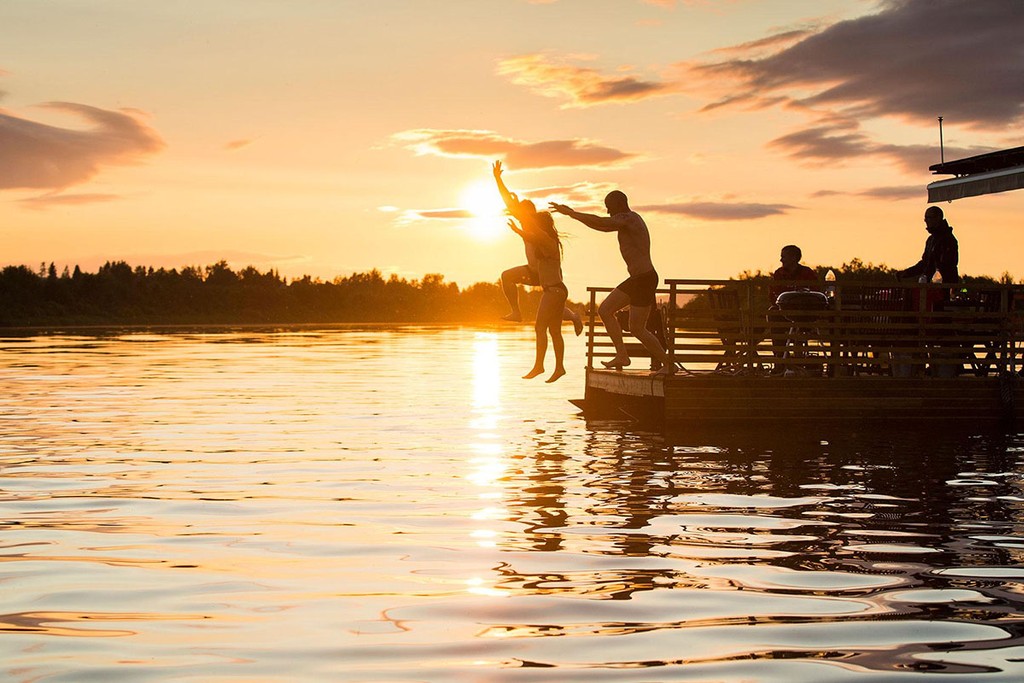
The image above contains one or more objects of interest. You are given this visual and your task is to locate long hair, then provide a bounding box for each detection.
[536,211,563,256]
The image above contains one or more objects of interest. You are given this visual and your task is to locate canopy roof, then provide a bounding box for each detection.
[927,146,1024,203]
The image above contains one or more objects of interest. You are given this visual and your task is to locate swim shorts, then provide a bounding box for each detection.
[616,270,659,306]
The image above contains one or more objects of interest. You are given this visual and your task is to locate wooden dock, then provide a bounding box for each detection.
[577,279,1024,427]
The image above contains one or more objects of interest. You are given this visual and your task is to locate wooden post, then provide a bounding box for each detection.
[667,281,677,369]
[586,288,597,369]
[827,279,839,376]
[1000,285,1010,373]
[743,280,754,372]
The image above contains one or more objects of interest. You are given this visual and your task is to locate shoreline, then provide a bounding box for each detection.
[0,320,544,336]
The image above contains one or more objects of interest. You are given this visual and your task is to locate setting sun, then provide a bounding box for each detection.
[460,181,507,240]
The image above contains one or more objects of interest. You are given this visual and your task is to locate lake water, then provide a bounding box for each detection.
[2,326,1023,681]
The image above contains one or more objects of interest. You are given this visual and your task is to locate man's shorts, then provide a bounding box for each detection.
[616,270,659,306]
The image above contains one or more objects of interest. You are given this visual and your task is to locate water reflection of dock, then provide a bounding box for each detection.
[576,279,1024,427]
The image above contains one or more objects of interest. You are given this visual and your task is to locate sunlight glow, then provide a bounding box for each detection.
[460,182,506,241]
[466,577,505,597]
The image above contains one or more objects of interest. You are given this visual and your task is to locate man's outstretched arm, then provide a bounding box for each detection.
[549,203,624,232]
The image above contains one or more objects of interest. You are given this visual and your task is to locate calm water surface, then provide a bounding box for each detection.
[1,326,1023,681]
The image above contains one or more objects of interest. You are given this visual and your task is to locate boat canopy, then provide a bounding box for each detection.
[927,146,1024,202]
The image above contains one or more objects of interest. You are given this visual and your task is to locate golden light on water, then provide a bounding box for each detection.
[465,577,505,598]
[469,333,508,558]
[471,334,501,411]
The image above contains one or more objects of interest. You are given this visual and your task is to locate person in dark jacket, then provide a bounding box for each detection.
[898,206,959,283]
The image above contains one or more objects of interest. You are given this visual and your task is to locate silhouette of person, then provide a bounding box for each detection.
[492,162,583,336]
[769,244,818,301]
[898,206,959,284]
[767,244,820,374]
[549,191,675,375]
[503,215,569,382]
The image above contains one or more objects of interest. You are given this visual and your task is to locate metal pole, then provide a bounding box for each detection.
[938,116,944,164]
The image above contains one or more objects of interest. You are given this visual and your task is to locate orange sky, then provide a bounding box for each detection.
[2,0,1021,294]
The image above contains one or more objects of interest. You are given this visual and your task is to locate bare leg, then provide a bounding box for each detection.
[523,317,547,378]
[501,265,532,321]
[546,292,568,382]
[598,289,632,368]
[563,306,583,336]
[629,305,674,373]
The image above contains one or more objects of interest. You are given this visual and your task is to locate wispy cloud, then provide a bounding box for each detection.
[639,199,797,221]
[768,119,993,173]
[410,209,474,220]
[497,54,674,108]
[813,185,923,201]
[0,102,165,191]
[520,181,617,206]
[705,28,815,58]
[17,191,121,210]
[392,129,640,169]
[686,0,1024,129]
[224,138,254,151]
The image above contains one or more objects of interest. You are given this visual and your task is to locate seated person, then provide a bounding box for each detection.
[768,245,819,373]
[770,244,819,300]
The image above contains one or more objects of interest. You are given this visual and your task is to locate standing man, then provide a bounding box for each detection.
[898,206,959,284]
[550,191,675,375]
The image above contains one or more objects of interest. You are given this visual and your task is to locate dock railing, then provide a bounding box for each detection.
[585,279,1024,377]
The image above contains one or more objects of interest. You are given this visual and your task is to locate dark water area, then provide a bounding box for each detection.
[1,327,1022,681]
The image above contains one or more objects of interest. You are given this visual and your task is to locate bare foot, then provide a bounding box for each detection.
[503,312,523,322]
[545,367,566,383]
[601,356,631,370]
[523,366,544,379]
[572,315,583,337]
[652,363,677,378]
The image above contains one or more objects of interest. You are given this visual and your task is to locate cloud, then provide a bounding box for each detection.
[687,0,1024,129]
[411,209,474,220]
[17,192,121,209]
[642,0,744,7]
[768,119,994,173]
[392,129,639,169]
[400,182,617,224]
[521,181,617,206]
[0,102,165,191]
[813,185,923,201]
[497,54,674,108]
[705,28,815,58]
[639,200,797,220]
[224,138,254,151]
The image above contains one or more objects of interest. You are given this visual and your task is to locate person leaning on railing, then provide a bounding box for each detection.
[895,206,962,377]
[896,206,959,285]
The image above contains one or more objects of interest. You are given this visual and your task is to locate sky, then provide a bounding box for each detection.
[2,0,1022,294]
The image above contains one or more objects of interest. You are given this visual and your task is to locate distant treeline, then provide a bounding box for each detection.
[0,261,567,326]
[682,258,1016,313]
[733,257,1015,286]
[1,258,1014,327]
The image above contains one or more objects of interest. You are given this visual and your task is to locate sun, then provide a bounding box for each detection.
[459,181,507,240]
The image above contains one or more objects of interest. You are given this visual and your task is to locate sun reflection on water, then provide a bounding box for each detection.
[467,333,509,566]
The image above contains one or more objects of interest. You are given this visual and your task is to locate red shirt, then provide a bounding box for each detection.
[770,264,818,301]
